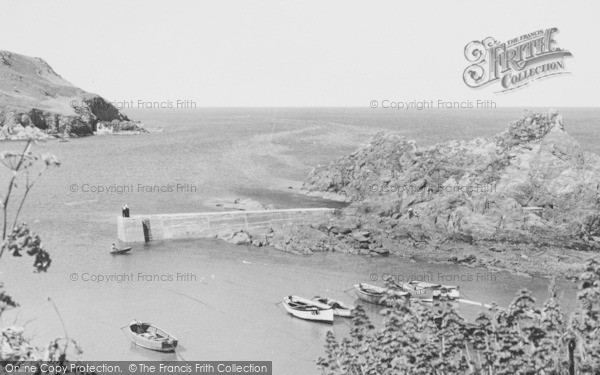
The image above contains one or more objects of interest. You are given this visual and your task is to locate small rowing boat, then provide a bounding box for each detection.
[282,295,334,323]
[123,320,178,352]
[312,296,354,317]
[354,283,410,306]
[110,247,131,255]
[399,281,460,300]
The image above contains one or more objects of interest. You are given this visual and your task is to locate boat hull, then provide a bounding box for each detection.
[400,281,460,300]
[332,308,353,317]
[282,296,334,323]
[312,297,354,317]
[111,247,132,255]
[129,336,178,352]
[354,284,409,306]
[124,321,178,352]
[354,286,386,305]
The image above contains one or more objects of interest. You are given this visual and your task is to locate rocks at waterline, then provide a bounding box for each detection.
[0,50,146,139]
[95,119,149,134]
[229,231,253,245]
[213,198,274,211]
[212,224,391,256]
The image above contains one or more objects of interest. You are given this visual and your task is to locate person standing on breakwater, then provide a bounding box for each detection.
[122,204,130,218]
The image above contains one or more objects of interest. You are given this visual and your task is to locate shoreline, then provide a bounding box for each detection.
[212,193,595,280]
[386,238,589,279]
[176,195,595,281]
[208,207,592,280]
[260,220,592,279]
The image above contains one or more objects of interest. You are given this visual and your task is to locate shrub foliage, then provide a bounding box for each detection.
[319,260,600,375]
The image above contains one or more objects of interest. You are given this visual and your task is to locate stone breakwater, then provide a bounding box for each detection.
[117,208,335,251]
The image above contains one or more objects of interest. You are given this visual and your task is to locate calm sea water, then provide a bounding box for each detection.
[1,107,597,374]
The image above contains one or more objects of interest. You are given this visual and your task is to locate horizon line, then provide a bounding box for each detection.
[119,106,600,110]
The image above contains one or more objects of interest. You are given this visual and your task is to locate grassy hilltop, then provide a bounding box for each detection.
[0,50,144,139]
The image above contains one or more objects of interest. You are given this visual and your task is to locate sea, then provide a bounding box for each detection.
[0,107,598,374]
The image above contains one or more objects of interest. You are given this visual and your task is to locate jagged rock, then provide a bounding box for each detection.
[96,120,148,134]
[353,235,370,243]
[214,228,252,245]
[315,223,331,233]
[228,230,252,245]
[370,247,390,255]
[353,230,371,238]
[453,254,477,264]
[330,226,352,235]
[301,111,600,249]
[449,232,474,245]
[216,198,266,211]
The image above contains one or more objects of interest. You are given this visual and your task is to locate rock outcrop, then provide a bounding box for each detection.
[295,111,600,276]
[0,50,146,139]
[214,198,274,211]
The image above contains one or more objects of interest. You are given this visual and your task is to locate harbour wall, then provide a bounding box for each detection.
[116,208,336,243]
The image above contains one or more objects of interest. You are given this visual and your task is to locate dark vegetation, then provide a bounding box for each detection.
[0,133,92,373]
[318,259,600,374]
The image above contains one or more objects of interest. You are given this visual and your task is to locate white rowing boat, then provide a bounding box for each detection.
[354,283,410,306]
[123,320,178,352]
[110,246,131,255]
[399,281,460,300]
[312,296,354,317]
[282,295,334,323]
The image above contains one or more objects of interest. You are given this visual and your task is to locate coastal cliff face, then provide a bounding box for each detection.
[0,50,145,139]
[291,111,600,276]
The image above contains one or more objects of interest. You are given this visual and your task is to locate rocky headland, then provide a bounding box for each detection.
[0,50,146,140]
[236,111,600,278]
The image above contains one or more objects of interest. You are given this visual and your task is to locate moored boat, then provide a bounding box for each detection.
[399,281,460,300]
[282,295,334,323]
[354,283,410,306]
[312,296,354,317]
[110,246,131,255]
[123,320,178,352]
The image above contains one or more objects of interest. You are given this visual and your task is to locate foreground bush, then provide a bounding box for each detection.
[0,135,90,372]
[318,259,600,375]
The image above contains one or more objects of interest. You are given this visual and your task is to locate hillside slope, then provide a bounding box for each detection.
[0,50,145,139]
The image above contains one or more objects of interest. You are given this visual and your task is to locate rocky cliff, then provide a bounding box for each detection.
[0,50,145,139]
[290,111,600,276]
